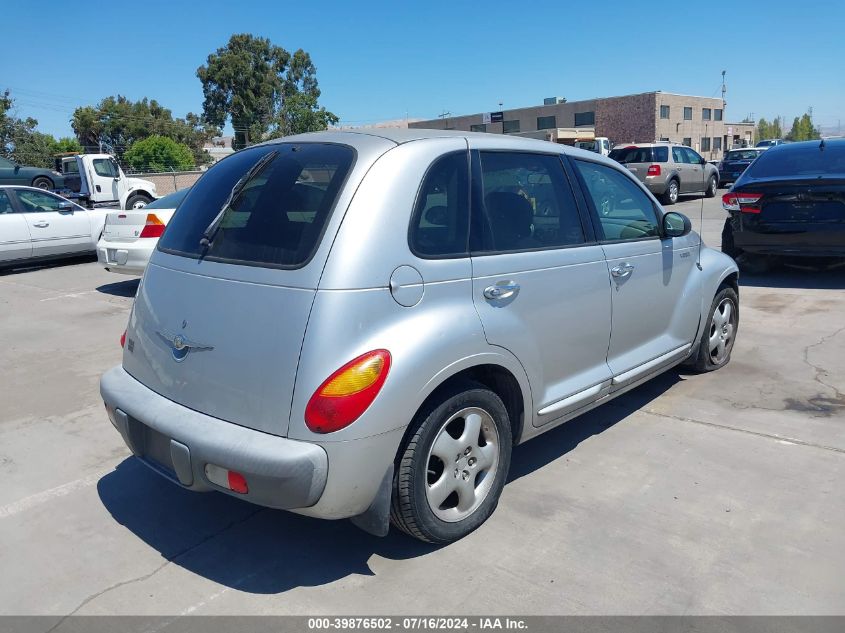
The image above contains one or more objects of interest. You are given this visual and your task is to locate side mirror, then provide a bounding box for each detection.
[57,201,74,211]
[663,211,691,238]
[14,164,20,172]
[699,157,707,165]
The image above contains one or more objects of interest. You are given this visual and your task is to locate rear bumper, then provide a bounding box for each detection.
[100,366,328,510]
[96,239,155,275]
[734,223,845,257]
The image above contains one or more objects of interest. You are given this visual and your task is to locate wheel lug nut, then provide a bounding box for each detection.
[454,468,459,478]
[464,447,472,456]
[468,457,477,467]
[462,470,469,480]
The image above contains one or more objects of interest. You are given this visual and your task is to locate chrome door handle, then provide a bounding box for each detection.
[32,221,49,228]
[483,281,520,300]
[610,263,635,278]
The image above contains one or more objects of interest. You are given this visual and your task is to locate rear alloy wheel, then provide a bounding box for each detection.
[32,177,52,190]
[125,193,152,210]
[689,286,739,372]
[391,382,512,544]
[705,175,718,198]
[662,179,679,205]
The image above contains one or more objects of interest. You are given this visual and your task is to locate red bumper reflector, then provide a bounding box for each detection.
[227,471,249,494]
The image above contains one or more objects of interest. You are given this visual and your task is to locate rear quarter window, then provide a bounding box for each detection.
[158,143,354,269]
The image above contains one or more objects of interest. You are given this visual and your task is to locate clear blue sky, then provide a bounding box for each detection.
[2,0,844,138]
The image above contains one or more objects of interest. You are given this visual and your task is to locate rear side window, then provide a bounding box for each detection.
[747,143,845,178]
[409,151,470,258]
[476,152,585,252]
[158,144,354,269]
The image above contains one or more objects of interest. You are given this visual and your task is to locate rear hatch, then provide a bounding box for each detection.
[608,145,668,182]
[721,150,762,180]
[121,142,357,436]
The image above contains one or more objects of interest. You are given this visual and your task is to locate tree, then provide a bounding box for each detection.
[71,96,217,164]
[197,34,337,149]
[756,116,784,142]
[1,89,57,168]
[786,113,820,142]
[53,137,83,154]
[124,135,195,172]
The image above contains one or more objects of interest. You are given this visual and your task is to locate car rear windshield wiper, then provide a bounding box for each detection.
[199,149,279,249]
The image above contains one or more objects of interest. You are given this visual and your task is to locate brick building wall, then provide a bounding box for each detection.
[594,93,656,146]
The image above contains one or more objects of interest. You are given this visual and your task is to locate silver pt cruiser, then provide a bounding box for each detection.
[101,129,739,543]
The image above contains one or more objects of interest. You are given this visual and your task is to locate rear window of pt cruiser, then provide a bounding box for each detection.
[158,143,355,269]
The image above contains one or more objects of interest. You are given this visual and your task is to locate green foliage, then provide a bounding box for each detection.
[53,137,83,154]
[756,116,784,142]
[71,96,218,164]
[1,89,56,168]
[197,34,338,148]
[124,135,195,172]
[786,113,820,142]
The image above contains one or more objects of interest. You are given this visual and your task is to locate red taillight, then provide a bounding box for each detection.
[305,350,392,433]
[227,471,249,494]
[139,213,165,238]
[647,164,661,177]
[722,192,763,213]
[120,330,126,348]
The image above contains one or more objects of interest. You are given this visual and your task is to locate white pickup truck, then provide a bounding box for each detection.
[574,137,612,156]
[59,154,158,210]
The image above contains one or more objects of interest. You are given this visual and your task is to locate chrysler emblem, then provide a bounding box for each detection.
[156,329,214,362]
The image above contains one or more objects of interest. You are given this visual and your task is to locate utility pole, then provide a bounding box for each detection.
[437,110,451,129]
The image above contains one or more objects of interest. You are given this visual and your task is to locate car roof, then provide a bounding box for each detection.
[254,128,619,164]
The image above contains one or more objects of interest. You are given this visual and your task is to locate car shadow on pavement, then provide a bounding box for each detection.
[0,254,96,276]
[97,371,681,596]
[97,458,438,595]
[96,278,140,297]
[739,266,845,290]
[508,369,681,482]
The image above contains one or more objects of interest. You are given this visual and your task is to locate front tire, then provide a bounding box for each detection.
[32,177,52,190]
[391,382,512,544]
[661,179,679,205]
[705,175,718,198]
[688,286,739,372]
[125,193,152,210]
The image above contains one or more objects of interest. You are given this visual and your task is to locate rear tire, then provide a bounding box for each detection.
[390,381,512,544]
[32,177,52,190]
[721,218,742,259]
[661,179,679,205]
[125,193,152,210]
[705,175,718,198]
[688,286,739,372]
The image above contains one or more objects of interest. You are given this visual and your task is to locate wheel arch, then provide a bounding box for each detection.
[120,189,155,210]
[31,175,53,189]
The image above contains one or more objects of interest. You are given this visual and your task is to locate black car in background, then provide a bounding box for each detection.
[718,148,766,188]
[721,139,845,271]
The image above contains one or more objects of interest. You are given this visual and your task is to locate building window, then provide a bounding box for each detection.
[682,137,692,147]
[701,137,711,152]
[714,109,723,121]
[537,115,556,130]
[713,137,722,151]
[660,105,670,119]
[702,108,712,121]
[470,124,487,133]
[502,120,520,134]
[574,111,595,126]
[683,107,692,120]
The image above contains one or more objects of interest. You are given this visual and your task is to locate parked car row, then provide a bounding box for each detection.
[100,129,740,544]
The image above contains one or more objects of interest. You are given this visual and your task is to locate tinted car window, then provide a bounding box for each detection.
[672,147,687,164]
[409,152,469,257]
[0,190,13,213]
[145,188,190,210]
[15,190,64,212]
[609,146,667,163]
[0,157,16,168]
[573,160,660,241]
[682,148,703,165]
[746,143,845,178]
[725,150,761,161]
[158,143,354,269]
[477,152,584,252]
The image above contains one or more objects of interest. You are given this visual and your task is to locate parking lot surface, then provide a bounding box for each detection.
[1,197,844,616]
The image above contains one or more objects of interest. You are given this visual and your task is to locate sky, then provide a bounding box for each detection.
[2,0,844,139]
